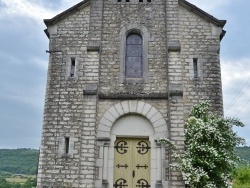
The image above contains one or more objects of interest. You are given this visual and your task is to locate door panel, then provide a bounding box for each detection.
[114,138,150,188]
[114,139,132,187]
[134,140,151,188]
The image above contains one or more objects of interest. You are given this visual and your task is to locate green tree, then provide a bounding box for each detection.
[10,183,21,188]
[0,149,39,175]
[0,177,23,188]
[235,165,250,185]
[158,101,245,188]
[0,171,12,178]
[21,177,37,188]
[0,177,11,188]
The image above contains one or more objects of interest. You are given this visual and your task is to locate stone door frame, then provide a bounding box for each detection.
[95,100,169,188]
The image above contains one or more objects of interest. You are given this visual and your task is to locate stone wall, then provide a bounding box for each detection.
[37,0,224,187]
[179,5,224,119]
[37,5,93,188]
[99,0,168,94]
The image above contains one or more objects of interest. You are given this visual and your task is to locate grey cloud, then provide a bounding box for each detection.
[0,96,43,148]
[0,15,48,148]
[1,0,250,148]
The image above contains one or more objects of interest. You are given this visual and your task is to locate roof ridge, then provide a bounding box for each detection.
[44,0,226,28]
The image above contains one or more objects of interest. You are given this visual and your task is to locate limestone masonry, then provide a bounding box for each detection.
[37,0,226,187]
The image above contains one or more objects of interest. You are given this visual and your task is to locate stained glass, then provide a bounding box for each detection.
[125,34,143,78]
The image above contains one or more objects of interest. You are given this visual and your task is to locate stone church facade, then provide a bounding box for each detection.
[37,0,226,187]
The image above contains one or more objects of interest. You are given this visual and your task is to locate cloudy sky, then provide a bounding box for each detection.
[0,0,249,149]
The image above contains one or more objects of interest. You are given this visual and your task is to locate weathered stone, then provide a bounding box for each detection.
[38,0,226,187]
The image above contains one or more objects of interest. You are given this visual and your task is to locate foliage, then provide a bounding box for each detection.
[158,101,245,188]
[20,178,37,188]
[0,177,21,188]
[0,171,12,178]
[0,176,36,188]
[0,149,39,175]
[234,164,250,186]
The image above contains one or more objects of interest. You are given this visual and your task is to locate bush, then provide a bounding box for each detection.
[235,166,250,185]
[158,101,245,188]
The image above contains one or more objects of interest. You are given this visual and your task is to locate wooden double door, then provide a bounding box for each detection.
[114,138,151,188]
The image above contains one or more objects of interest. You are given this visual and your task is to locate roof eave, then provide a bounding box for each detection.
[44,29,50,39]
[179,0,226,27]
[44,0,90,27]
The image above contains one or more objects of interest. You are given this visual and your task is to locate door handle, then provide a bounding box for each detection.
[132,170,135,178]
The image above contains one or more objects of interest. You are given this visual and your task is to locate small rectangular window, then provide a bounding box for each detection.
[147,0,151,2]
[139,0,143,2]
[65,137,70,154]
[126,0,130,2]
[117,0,122,2]
[70,58,76,77]
[193,58,198,78]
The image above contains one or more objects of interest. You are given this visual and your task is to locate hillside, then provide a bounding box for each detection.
[0,147,249,176]
[0,149,39,175]
[235,146,250,163]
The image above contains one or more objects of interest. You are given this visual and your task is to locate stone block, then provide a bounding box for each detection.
[153,118,167,128]
[99,117,112,127]
[136,101,145,113]
[108,106,120,119]
[141,103,152,116]
[121,101,129,113]
[103,111,116,123]
[146,107,158,119]
[150,111,163,123]
[128,100,138,112]
[114,102,124,115]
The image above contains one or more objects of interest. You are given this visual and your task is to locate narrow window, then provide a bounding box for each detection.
[65,137,70,154]
[125,33,143,78]
[139,0,143,2]
[126,0,130,2]
[147,0,151,2]
[117,0,121,2]
[193,58,198,78]
[70,58,76,77]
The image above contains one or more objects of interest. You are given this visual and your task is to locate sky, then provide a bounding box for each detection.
[0,0,249,149]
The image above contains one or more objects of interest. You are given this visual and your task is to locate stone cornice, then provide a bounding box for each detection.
[98,91,183,99]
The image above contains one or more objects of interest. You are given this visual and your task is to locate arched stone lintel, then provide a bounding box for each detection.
[119,23,154,42]
[97,100,168,138]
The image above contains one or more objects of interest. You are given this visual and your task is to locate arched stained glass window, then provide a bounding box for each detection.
[125,34,143,78]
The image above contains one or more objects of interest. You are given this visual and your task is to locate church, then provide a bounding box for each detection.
[37,0,226,187]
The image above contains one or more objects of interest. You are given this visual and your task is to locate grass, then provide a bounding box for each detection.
[6,177,27,184]
[233,180,250,188]
[6,175,36,184]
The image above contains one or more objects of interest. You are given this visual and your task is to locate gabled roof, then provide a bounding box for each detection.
[44,0,226,28]
[179,0,226,27]
[44,0,90,26]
